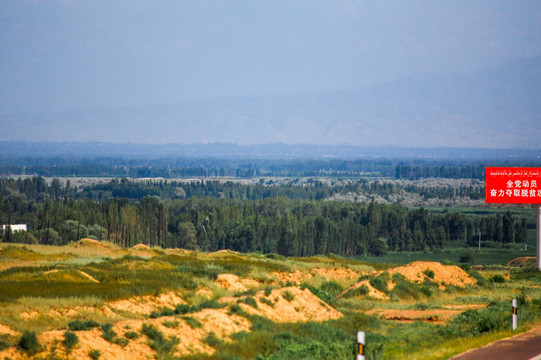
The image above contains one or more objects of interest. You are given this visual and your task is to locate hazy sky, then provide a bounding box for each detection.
[1,0,541,114]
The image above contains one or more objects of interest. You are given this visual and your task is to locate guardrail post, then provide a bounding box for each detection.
[357,331,365,360]
[512,298,517,330]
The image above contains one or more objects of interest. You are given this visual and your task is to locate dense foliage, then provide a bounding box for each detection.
[2,156,540,179]
[0,177,527,256]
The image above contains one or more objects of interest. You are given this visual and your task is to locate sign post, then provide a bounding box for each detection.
[538,205,541,269]
[357,331,365,360]
[485,167,541,270]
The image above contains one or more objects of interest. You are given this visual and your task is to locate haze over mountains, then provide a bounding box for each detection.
[3,56,539,149]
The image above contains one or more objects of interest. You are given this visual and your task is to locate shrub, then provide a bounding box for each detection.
[89,349,101,360]
[124,331,139,340]
[228,304,243,315]
[141,324,163,341]
[174,299,225,315]
[100,323,129,347]
[141,323,178,354]
[459,250,475,264]
[162,320,179,328]
[260,297,274,307]
[450,301,508,336]
[419,286,433,297]
[511,267,541,281]
[490,274,506,283]
[174,304,193,315]
[182,317,203,329]
[18,330,42,356]
[265,253,285,260]
[69,319,100,331]
[319,281,344,297]
[238,296,258,308]
[468,269,488,287]
[204,332,224,348]
[282,291,295,302]
[389,275,425,300]
[0,334,12,351]
[304,285,334,304]
[264,286,274,297]
[423,269,435,279]
[342,285,369,298]
[370,273,389,293]
[100,323,116,342]
[63,331,79,354]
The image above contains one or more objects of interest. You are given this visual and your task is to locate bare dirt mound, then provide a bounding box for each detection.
[388,261,476,290]
[20,305,116,322]
[0,324,16,336]
[339,280,388,300]
[71,238,116,249]
[229,286,342,322]
[128,243,164,257]
[270,267,360,285]
[1,308,251,360]
[107,291,185,316]
[35,269,100,283]
[0,245,47,260]
[507,257,536,267]
[214,273,260,292]
[366,308,462,324]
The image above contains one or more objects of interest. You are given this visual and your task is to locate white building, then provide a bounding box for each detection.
[1,224,28,232]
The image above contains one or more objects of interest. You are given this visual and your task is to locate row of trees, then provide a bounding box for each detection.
[1,188,528,256]
[395,165,486,180]
[0,176,485,205]
[7,157,531,180]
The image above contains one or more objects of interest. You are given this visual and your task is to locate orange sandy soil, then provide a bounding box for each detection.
[0,308,250,360]
[366,303,487,325]
[220,286,342,323]
[339,261,477,301]
[270,267,361,284]
[214,273,261,292]
[339,279,388,300]
[387,261,476,290]
[365,306,486,325]
[0,286,339,359]
[506,257,536,267]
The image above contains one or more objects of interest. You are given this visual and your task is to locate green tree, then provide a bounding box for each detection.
[177,221,198,250]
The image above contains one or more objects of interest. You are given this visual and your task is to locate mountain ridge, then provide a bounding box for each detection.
[2,56,540,148]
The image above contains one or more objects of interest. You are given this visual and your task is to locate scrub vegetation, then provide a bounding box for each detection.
[0,240,539,359]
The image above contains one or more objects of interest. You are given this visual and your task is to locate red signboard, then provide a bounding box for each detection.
[485,167,541,204]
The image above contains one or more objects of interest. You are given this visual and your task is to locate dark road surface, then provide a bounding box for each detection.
[450,326,541,360]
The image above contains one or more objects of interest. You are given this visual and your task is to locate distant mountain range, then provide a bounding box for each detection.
[1,142,540,161]
[2,56,540,148]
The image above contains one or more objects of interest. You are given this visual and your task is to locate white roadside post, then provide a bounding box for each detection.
[357,331,365,360]
[512,298,517,330]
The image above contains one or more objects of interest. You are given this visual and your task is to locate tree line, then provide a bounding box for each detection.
[1,178,527,256]
[5,156,540,180]
[0,176,485,205]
